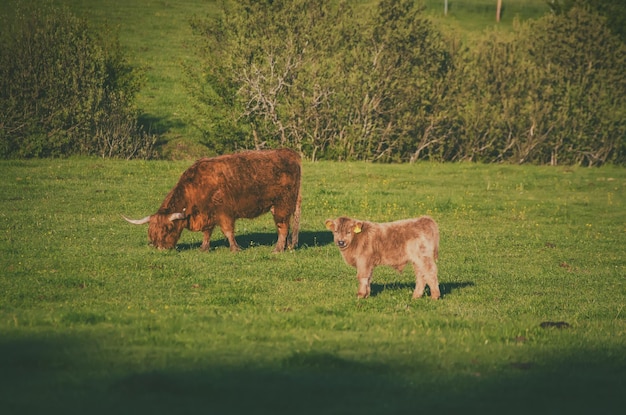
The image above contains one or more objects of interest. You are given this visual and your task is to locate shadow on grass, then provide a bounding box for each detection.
[177,230,334,252]
[370,281,475,298]
[138,113,186,136]
[0,335,623,415]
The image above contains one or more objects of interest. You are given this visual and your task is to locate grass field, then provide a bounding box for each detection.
[0,159,624,413]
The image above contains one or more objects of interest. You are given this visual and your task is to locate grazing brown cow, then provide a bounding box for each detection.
[124,149,302,252]
[325,216,440,299]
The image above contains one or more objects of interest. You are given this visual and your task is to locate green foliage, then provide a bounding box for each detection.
[190,1,625,165]
[189,0,451,161]
[0,159,624,413]
[449,7,626,165]
[528,7,626,165]
[343,0,452,162]
[547,0,626,43]
[0,2,156,159]
[1,1,623,164]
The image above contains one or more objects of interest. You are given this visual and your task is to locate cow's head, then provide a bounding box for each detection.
[123,210,186,249]
[325,217,363,250]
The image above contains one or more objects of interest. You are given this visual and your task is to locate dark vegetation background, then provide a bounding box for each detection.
[0,2,157,159]
[1,0,625,164]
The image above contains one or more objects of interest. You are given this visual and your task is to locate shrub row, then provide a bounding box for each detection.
[189,0,626,165]
[0,3,156,159]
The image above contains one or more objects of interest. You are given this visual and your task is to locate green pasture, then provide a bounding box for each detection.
[1,159,624,413]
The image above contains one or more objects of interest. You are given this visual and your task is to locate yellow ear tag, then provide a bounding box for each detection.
[353,225,362,234]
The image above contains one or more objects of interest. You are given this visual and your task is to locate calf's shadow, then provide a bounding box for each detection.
[370,281,475,298]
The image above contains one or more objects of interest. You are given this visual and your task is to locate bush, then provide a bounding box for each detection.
[446,7,626,165]
[189,0,451,161]
[0,3,156,159]
[189,1,625,165]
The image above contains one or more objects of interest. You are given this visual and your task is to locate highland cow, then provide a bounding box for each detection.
[124,149,301,252]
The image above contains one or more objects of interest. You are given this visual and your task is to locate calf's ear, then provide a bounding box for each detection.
[324,219,336,231]
[353,221,363,234]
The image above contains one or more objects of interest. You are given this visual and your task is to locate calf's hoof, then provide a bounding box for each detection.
[412,292,440,300]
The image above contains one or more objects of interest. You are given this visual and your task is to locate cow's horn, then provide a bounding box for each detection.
[122,215,151,225]
[168,209,186,221]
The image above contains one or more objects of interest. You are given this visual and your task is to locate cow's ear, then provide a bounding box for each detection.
[353,221,363,234]
[324,219,335,231]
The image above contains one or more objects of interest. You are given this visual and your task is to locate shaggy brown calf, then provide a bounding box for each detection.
[325,216,440,299]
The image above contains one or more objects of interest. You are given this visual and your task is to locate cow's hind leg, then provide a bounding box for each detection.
[271,206,291,253]
[272,221,289,252]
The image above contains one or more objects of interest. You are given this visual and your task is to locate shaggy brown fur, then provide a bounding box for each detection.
[325,216,440,299]
[124,149,302,252]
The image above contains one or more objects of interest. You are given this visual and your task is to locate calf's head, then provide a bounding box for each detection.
[123,210,186,249]
[325,217,363,250]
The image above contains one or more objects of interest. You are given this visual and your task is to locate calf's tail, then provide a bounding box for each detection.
[433,220,439,260]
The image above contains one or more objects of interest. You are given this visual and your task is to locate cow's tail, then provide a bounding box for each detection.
[289,182,302,249]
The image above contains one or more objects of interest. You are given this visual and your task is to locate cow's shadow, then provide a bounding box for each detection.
[177,230,334,251]
[370,281,475,298]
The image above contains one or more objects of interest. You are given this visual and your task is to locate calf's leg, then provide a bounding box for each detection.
[356,267,373,299]
[411,261,427,299]
[424,258,440,299]
[412,256,440,299]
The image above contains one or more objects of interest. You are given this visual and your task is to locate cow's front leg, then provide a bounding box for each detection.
[200,225,215,251]
[219,217,241,252]
[356,266,373,299]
